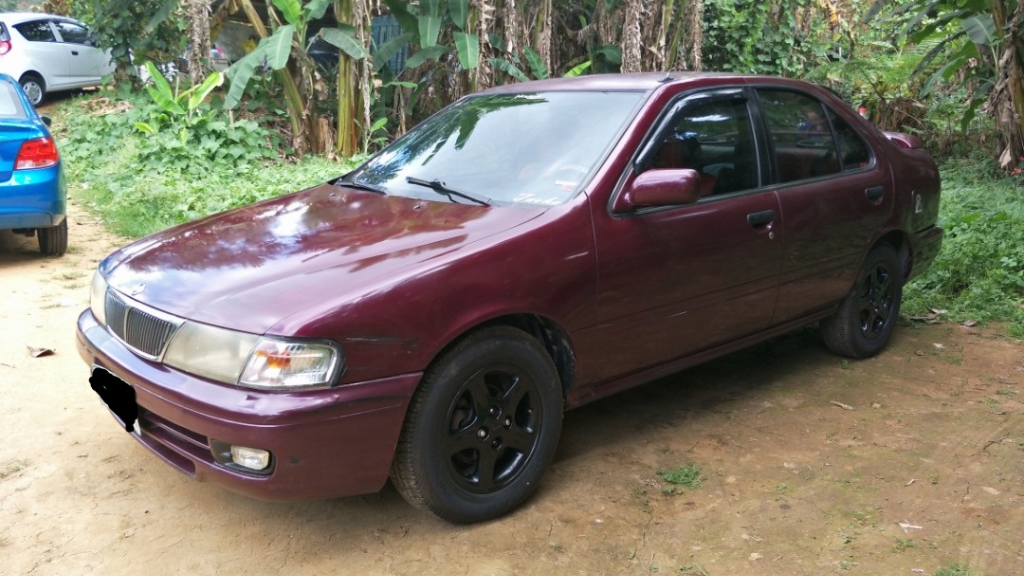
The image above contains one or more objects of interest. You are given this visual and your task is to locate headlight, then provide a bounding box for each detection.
[163,321,260,384]
[90,271,108,326]
[163,321,342,390]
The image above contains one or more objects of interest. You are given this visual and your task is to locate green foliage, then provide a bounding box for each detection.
[52,90,359,238]
[656,463,705,491]
[78,0,185,71]
[704,0,833,77]
[903,157,1024,336]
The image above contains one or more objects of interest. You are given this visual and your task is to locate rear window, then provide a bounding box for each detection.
[14,20,56,43]
[0,81,27,118]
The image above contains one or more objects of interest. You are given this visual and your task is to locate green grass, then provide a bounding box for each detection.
[903,156,1024,337]
[657,463,705,490]
[934,564,972,576]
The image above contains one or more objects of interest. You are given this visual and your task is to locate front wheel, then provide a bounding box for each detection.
[391,326,563,523]
[821,243,902,358]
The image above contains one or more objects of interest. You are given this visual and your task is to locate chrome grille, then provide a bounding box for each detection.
[104,290,180,359]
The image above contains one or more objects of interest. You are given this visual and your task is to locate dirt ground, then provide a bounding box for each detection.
[1,198,1022,576]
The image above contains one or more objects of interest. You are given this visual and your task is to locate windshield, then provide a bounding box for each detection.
[350,91,644,207]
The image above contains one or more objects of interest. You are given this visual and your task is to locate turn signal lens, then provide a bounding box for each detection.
[239,339,340,389]
[15,137,59,170]
[0,40,11,56]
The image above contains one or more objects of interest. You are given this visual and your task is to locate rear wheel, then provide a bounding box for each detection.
[391,326,563,523]
[19,74,45,107]
[38,219,67,256]
[821,243,902,358]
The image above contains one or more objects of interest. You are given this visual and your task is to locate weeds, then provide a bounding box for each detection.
[934,564,971,576]
[903,155,1024,337]
[893,538,915,552]
[0,459,29,479]
[657,463,705,491]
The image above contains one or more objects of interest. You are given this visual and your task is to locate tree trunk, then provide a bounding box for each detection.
[185,0,212,85]
[238,0,310,155]
[991,0,1024,169]
[621,0,643,72]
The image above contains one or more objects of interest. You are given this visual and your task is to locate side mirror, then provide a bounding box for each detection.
[40,115,52,127]
[620,169,702,210]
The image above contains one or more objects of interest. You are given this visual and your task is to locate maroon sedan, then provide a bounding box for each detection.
[77,73,942,523]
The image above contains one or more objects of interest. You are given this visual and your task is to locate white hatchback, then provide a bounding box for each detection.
[0,13,114,106]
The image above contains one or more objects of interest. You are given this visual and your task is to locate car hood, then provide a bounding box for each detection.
[103,183,544,334]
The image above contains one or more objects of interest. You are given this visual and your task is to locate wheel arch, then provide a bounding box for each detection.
[19,70,46,88]
[430,313,577,401]
[874,229,911,282]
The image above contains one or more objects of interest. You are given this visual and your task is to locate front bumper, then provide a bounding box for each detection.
[76,309,421,501]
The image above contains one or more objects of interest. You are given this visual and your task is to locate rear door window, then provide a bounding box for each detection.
[14,20,57,43]
[757,89,842,184]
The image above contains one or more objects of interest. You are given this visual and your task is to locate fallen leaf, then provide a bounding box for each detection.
[932,343,945,350]
[930,308,948,315]
[749,552,763,561]
[906,479,916,486]
[872,403,882,409]
[961,320,978,327]
[27,346,55,358]
[915,350,926,356]
[897,521,923,531]
[982,486,1000,495]
[830,400,854,410]
[912,569,925,574]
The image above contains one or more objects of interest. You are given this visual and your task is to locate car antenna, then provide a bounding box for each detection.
[658,73,675,83]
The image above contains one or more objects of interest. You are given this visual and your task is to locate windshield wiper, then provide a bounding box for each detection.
[406,176,491,206]
[334,176,387,195]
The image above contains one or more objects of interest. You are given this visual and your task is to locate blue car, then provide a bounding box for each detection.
[0,72,66,256]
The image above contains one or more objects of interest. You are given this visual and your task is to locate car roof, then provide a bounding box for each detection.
[0,12,80,25]
[479,72,755,94]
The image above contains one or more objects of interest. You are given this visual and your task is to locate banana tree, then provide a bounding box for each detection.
[870,0,1024,167]
[224,0,371,155]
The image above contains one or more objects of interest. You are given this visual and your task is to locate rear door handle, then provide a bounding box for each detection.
[747,210,775,228]
[865,186,884,200]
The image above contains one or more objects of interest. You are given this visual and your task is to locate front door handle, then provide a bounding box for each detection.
[71,50,79,56]
[865,186,885,200]
[747,210,775,228]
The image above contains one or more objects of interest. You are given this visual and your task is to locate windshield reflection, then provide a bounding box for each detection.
[353,91,643,207]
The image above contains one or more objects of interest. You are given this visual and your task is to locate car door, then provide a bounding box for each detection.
[11,19,68,88]
[576,89,783,387]
[753,88,893,324]
[51,20,109,85]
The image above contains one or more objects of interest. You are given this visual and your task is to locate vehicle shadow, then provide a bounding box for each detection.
[0,229,47,266]
[555,326,828,463]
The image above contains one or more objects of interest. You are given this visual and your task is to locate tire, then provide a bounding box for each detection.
[820,243,902,358]
[38,219,68,257]
[20,74,45,107]
[391,326,563,523]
